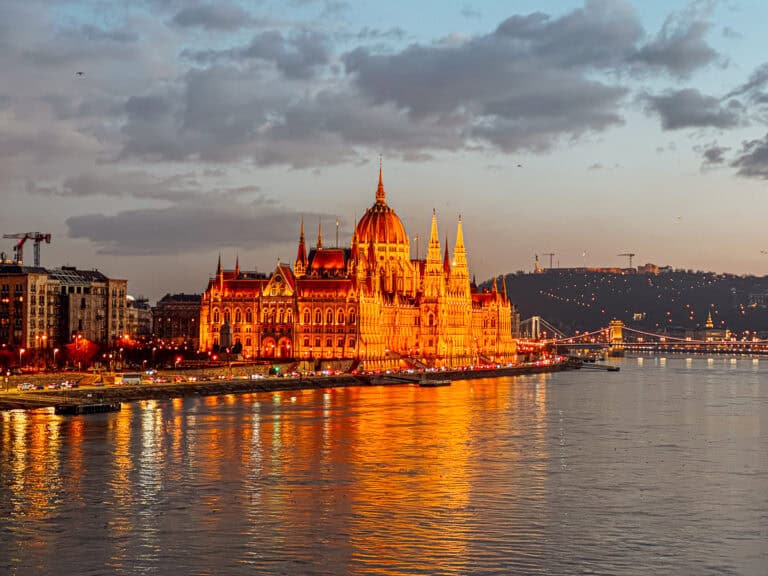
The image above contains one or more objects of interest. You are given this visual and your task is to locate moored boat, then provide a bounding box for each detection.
[419,379,451,387]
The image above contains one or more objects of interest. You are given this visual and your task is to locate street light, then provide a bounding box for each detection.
[19,348,25,367]
[53,348,59,368]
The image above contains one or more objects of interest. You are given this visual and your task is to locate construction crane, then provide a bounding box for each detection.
[618,252,636,268]
[542,252,555,269]
[3,232,52,266]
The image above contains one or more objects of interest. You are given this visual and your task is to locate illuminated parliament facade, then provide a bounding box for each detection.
[199,168,516,369]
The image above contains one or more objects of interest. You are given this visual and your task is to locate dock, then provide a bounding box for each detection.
[54,401,121,415]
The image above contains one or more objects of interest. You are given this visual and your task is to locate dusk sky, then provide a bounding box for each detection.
[3,0,768,301]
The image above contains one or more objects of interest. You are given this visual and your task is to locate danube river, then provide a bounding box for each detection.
[1,357,766,575]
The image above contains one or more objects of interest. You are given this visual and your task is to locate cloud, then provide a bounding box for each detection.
[66,198,318,256]
[631,7,719,77]
[182,29,332,78]
[461,6,482,19]
[118,63,465,165]
[343,0,642,152]
[724,62,768,101]
[731,133,768,179]
[354,27,407,41]
[171,3,257,31]
[642,89,741,130]
[699,142,730,165]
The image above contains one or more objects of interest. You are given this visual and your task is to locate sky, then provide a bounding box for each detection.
[3,0,768,301]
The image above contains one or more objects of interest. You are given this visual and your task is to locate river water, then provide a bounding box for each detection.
[1,357,766,575]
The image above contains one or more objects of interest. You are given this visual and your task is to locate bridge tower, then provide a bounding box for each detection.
[531,316,541,339]
[608,320,625,357]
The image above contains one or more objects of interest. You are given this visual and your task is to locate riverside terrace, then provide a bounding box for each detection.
[0,359,572,411]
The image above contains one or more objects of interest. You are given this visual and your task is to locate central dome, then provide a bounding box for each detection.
[355,165,408,245]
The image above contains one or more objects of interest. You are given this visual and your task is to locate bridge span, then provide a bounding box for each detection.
[519,319,768,355]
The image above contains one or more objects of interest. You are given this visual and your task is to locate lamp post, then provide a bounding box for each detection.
[53,348,59,369]
[19,348,25,367]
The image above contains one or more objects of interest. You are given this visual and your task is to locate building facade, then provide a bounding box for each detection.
[199,169,516,369]
[0,263,128,357]
[153,293,202,349]
[127,296,153,340]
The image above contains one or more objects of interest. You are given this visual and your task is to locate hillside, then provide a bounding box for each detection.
[500,270,768,336]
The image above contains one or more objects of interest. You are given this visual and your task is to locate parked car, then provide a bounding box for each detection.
[18,382,35,391]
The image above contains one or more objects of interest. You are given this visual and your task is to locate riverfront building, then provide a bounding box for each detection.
[199,168,516,370]
[0,263,128,356]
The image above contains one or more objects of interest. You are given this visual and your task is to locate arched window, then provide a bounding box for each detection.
[349,309,356,324]
[235,309,242,323]
[428,313,434,327]
[315,309,322,324]
[337,310,345,324]
[278,309,284,324]
[286,310,292,323]
[224,309,231,324]
[246,337,252,346]
[326,309,333,324]
[213,309,220,324]
[245,309,252,323]
[304,310,310,324]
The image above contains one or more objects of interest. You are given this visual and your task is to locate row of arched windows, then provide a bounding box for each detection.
[211,306,356,325]
[302,308,356,325]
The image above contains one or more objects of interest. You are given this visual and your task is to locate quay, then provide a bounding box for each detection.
[0,360,573,412]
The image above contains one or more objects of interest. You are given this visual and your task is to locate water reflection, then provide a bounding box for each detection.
[1,359,766,575]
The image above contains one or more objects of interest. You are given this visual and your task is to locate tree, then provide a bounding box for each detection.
[64,338,100,369]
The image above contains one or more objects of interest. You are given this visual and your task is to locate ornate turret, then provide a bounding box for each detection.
[317,220,323,249]
[443,236,451,275]
[424,209,444,298]
[295,218,308,277]
[500,274,508,301]
[216,253,223,292]
[705,309,714,329]
[450,215,470,295]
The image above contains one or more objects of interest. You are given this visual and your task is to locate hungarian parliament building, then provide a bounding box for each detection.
[199,167,516,370]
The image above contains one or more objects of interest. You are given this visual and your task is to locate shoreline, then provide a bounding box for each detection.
[0,361,570,412]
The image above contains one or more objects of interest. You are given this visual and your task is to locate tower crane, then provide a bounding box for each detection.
[542,252,555,269]
[618,252,636,268]
[2,232,52,266]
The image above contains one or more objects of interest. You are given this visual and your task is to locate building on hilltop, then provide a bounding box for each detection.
[199,166,517,370]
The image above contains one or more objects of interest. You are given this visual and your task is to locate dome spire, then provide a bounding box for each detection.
[376,155,386,204]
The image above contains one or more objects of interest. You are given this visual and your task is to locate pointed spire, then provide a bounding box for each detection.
[455,215,465,251]
[296,217,307,269]
[376,156,386,204]
[217,253,223,292]
[451,215,468,275]
[234,253,240,277]
[424,209,444,297]
[317,220,323,249]
[501,275,508,299]
[492,276,498,293]
[443,235,451,274]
